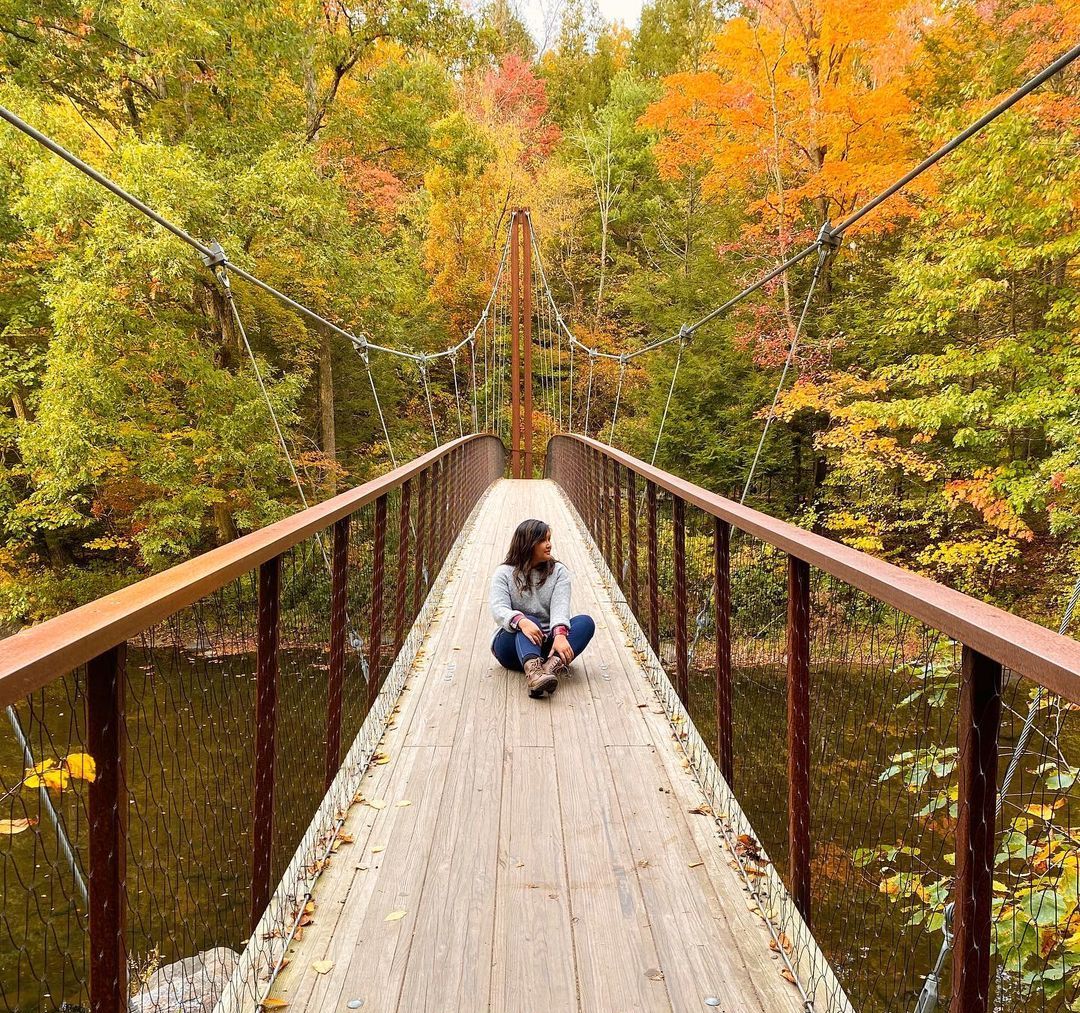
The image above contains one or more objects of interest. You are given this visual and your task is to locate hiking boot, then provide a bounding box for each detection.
[524,657,558,698]
[542,652,567,681]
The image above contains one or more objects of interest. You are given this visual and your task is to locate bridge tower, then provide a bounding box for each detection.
[509,208,535,478]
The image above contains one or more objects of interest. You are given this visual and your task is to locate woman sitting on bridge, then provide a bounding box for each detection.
[490,519,596,698]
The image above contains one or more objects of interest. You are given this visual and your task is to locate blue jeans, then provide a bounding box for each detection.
[491,613,596,671]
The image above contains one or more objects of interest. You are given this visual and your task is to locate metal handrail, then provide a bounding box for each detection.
[0,433,503,708]
[547,434,1080,703]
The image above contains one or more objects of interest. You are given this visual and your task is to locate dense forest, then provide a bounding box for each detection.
[0,0,1076,629]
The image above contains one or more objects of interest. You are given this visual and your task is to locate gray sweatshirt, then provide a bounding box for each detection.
[490,562,572,636]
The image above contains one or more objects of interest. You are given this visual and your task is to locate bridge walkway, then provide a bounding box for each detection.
[268,478,802,1013]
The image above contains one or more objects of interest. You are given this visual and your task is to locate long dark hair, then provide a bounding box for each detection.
[503,518,557,593]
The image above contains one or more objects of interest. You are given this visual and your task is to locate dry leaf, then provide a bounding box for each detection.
[687,861,704,869]
[261,998,289,1009]
[385,910,406,922]
[0,817,38,836]
[688,805,713,816]
[304,901,316,914]
[645,968,664,982]
[368,799,387,810]
[395,800,412,808]
[372,845,386,854]
[312,960,334,974]
[372,752,391,765]
[61,753,97,783]
[297,914,314,928]
[337,833,354,844]
[780,969,797,985]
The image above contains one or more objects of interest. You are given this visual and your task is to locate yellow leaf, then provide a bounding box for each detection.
[62,753,97,783]
[261,999,289,1009]
[372,845,386,854]
[385,910,406,921]
[30,768,71,791]
[368,799,387,810]
[394,800,412,808]
[312,960,334,974]
[372,752,391,765]
[0,817,38,836]
[26,759,58,776]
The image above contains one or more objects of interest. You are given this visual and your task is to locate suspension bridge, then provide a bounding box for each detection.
[2,41,1080,1013]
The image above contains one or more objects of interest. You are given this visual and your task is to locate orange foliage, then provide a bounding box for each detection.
[641,0,933,244]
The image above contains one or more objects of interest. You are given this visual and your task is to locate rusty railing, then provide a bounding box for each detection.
[0,434,504,1013]
[548,434,1080,1013]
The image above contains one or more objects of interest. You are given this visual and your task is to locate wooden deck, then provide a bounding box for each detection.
[268,479,803,1013]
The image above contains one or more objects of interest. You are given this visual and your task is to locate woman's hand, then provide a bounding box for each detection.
[552,634,574,664]
[517,617,544,645]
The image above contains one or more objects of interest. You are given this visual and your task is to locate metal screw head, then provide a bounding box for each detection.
[347,1001,364,1009]
[704,999,722,1008]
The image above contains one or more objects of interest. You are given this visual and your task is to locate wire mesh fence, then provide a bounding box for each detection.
[548,434,1080,1013]
[0,435,504,1013]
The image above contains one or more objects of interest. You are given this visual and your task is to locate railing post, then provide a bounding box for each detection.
[510,212,521,479]
[253,554,280,931]
[627,468,639,616]
[614,461,624,586]
[426,460,437,589]
[522,211,534,478]
[673,496,688,704]
[368,494,387,706]
[415,466,428,607]
[87,643,127,1013]
[602,455,613,568]
[325,517,350,790]
[786,554,811,925]
[395,480,411,656]
[647,481,659,655]
[714,519,733,784]
[951,646,1002,1013]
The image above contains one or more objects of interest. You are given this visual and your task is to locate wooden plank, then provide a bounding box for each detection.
[491,746,576,1013]
[610,744,800,1013]
[554,674,671,1013]
[306,744,452,1012]
[395,657,507,1009]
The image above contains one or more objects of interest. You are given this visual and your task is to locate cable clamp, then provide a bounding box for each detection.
[816,221,843,251]
[200,241,228,269]
[678,323,692,343]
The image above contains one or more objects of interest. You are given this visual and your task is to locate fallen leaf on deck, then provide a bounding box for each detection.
[337,833,354,844]
[368,799,387,810]
[781,969,797,985]
[385,910,406,921]
[688,805,713,816]
[395,800,412,807]
[688,861,704,869]
[372,752,391,765]
[312,960,333,974]
[297,914,314,928]
[261,999,289,1009]
[645,968,664,982]
[0,818,38,836]
[372,845,385,853]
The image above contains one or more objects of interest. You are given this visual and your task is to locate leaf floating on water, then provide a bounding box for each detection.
[62,753,97,782]
[312,960,334,974]
[385,909,406,922]
[0,817,38,836]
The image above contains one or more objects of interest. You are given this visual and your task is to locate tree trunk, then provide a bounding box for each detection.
[320,334,337,495]
[214,502,238,543]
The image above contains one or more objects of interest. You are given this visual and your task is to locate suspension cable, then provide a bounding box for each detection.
[420,359,440,447]
[363,353,398,468]
[652,337,685,466]
[451,352,465,439]
[584,353,596,436]
[608,356,628,446]
[740,246,828,504]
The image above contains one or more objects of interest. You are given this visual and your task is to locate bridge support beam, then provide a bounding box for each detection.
[522,210,534,478]
[951,646,1002,1013]
[87,642,127,1013]
[510,213,521,478]
[252,554,280,931]
[786,555,811,926]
